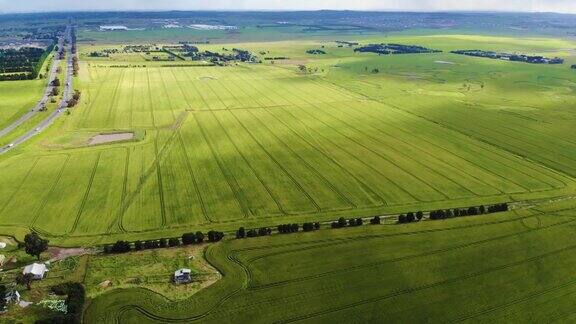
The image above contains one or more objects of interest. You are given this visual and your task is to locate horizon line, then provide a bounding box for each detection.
[0,9,575,15]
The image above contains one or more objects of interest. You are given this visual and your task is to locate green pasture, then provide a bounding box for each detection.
[84,200,576,323]
[0,33,575,246]
[0,79,44,130]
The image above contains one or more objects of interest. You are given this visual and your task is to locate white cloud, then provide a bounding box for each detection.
[0,0,575,13]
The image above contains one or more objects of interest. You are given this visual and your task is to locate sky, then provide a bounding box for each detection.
[0,0,575,14]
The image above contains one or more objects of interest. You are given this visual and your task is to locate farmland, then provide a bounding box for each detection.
[0,79,44,129]
[84,199,576,323]
[0,9,576,324]
[1,33,576,246]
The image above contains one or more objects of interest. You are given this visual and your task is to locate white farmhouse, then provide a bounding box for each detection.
[22,263,48,280]
[174,268,192,284]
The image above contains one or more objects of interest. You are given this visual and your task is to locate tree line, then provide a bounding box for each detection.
[451,50,564,65]
[0,43,55,81]
[234,202,511,240]
[354,43,441,55]
[104,230,225,254]
[306,49,326,55]
[429,203,508,221]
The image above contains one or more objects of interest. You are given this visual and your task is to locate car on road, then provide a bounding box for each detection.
[35,128,40,132]
[7,144,14,148]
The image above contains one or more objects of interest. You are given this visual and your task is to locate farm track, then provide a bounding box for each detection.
[97,207,576,323]
[304,77,552,194]
[105,68,125,127]
[234,71,432,202]
[176,132,211,222]
[327,103,507,195]
[106,148,130,233]
[215,70,370,209]
[230,69,418,204]
[438,109,576,173]
[145,68,157,128]
[69,152,101,234]
[30,155,71,228]
[320,78,572,189]
[154,136,167,228]
[116,128,181,232]
[277,241,576,323]
[81,68,112,128]
[182,69,295,216]
[0,158,39,216]
[246,215,572,290]
[333,100,552,192]
[453,277,576,322]
[386,101,576,178]
[159,68,178,122]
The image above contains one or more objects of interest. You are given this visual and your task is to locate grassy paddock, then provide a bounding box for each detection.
[84,199,576,323]
[0,33,575,246]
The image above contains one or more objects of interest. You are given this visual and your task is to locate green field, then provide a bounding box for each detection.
[84,199,576,322]
[1,34,576,246]
[0,79,44,130]
[1,14,576,323]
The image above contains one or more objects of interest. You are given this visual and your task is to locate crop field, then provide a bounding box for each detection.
[0,34,576,245]
[84,199,576,323]
[0,78,44,129]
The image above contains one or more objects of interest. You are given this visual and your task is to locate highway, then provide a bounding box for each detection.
[0,25,75,155]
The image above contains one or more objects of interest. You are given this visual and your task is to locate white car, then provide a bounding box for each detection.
[7,144,14,148]
[35,128,40,132]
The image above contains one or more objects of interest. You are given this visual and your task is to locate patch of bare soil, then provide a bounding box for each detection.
[88,132,134,145]
[48,247,94,262]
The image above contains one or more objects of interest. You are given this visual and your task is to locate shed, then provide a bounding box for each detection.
[22,263,48,280]
[5,290,20,304]
[174,268,192,284]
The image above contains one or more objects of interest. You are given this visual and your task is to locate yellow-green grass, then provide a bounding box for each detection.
[0,79,45,130]
[84,200,576,323]
[84,244,220,299]
[0,52,68,146]
[1,34,575,246]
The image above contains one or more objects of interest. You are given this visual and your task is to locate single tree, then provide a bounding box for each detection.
[195,231,205,243]
[24,232,49,260]
[416,211,424,221]
[168,238,180,247]
[0,285,6,311]
[16,273,34,290]
[236,227,246,239]
[134,240,143,251]
[182,233,196,245]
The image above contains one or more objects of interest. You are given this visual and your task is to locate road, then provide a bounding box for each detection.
[0,25,75,155]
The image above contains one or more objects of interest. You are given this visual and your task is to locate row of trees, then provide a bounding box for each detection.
[306,49,326,55]
[237,215,387,240]
[398,211,425,223]
[429,203,508,221]
[104,230,225,254]
[236,227,273,238]
[67,90,81,107]
[0,47,45,73]
[354,43,441,55]
[233,202,512,240]
[72,56,79,76]
[331,217,364,228]
[0,73,36,81]
[451,50,564,65]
